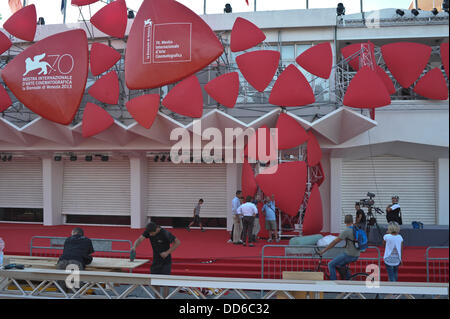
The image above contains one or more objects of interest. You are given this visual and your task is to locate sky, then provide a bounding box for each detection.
[0,0,415,27]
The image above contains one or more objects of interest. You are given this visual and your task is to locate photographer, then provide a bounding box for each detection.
[355,202,366,231]
[386,195,402,225]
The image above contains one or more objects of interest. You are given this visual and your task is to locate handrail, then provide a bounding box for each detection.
[425,246,449,282]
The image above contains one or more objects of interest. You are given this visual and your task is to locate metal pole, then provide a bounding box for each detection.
[63,0,67,24]
[204,0,206,15]
[306,0,309,9]
[254,0,257,12]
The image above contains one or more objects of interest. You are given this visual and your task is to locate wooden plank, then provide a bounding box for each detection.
[4,255,149,270]
[277,271,324,299]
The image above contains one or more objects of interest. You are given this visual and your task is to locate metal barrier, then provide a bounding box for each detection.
[261,245,381,280]
[30,236,133,259]
[426,246,449,283]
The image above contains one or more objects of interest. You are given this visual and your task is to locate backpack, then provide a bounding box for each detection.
[351,225,368,252]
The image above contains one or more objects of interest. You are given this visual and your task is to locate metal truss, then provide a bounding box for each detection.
[0,269,447,299]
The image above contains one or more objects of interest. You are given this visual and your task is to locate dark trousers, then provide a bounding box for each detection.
[241,216,255,244]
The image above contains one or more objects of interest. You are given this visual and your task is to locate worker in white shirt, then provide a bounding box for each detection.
[237,196,258,247]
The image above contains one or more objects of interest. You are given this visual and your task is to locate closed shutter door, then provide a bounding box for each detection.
[62,159,130,216]
[147,162,227,218]
[0,159,43,208]
[341,155,436,229]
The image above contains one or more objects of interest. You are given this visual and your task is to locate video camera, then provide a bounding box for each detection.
[359,192,376,208]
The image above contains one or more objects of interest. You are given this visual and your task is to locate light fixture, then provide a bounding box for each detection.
[54,155,62,161]
[70,154,77,161]
[160,155,166,162]
[101,155,109,162]
[7,155,12,161]
[431,8,439,15]
[127,10,135,19]
[224,3,232,13]
[337,3,345,16]
[396,9,405,16]
[154,155,159,162]
[37,17,45,25]
[85,155,93,162]
[411,8,420,16]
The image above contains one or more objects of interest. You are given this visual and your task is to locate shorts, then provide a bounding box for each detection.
[265,220,277,230]
[192,215,201,225]
[151,262,172,275]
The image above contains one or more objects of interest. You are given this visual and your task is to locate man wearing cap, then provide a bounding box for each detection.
[131,222,180,275]
[386,196,402,225]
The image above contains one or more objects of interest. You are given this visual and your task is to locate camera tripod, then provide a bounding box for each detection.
[365,206,384,245]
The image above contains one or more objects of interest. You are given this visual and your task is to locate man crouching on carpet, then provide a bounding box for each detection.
[131,222,180,297]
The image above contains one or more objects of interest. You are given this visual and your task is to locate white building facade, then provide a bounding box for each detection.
[0,6,448,232]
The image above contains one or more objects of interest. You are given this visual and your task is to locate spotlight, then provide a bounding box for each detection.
[1,156,6,162]
[101,155,109,162]
[167,156,171,162]
[7,155,12,161]
[160,155,166,162]
[37,17,45,25]
[127,10,135,19]
[70,154,77,161]
[396,9,405,16]
[54,155,62,161]
[337,3,345,16]
[431,8,439,15]
[224,3,232,13]
[154,155,159,162]
[85,155,93,162]
[411,8,420,16]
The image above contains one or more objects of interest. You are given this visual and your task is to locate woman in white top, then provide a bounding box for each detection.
[383,221,403,282]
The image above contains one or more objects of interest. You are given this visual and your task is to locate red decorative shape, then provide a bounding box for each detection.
[88,71,119,105]
[381,42,431,88]
[90,43,121,76]
[242,160,258,198]
[413,68,449,100]
[296,42,333,79]
[72,0,99,5]
[90,0,127,38]
[441,43,449,78]
[275,112,308,150]
[162,75,203,118]
[125,0,223,89]
[244,125,278,162]
[236,50,280,92]
[269,64,315,106]
[1,29,88,125]
[0,85,12,112]
[3,4,37,42]
[204,72,239,108]
[343,66,391,108]
[341,42,375,71]
[126,94,160,129]
[307,131,322,167]
[255,161,307,216]
[82,102,114,138]
[375,65,396,95]
[230,17,266,52]
[302,184,323,236]
[0,31,12,55]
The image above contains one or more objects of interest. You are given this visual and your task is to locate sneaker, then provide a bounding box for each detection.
[201,228,205,232]
[227,239,232,243]
[249,243,255,247]
[186,226,190,231]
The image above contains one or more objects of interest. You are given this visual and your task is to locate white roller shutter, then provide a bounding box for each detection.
[62,159,130,216]
[341,155,436,229]
[0,159,43,208]
[147,162,227,218]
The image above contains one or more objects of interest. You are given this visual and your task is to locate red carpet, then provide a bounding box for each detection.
[0,223,448,282]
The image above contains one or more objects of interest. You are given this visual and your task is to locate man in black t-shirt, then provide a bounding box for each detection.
[131,222,180,275]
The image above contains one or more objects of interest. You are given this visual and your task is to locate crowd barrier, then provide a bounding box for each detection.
[426,246,449,283]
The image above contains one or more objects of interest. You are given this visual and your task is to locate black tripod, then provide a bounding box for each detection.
[365,206,384,245]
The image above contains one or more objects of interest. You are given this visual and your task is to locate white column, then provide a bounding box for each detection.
[436,158,449,225]
[226,163,240,231]
[329,157,342,234]
[130,155,148,229]
[42,157,63,226]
